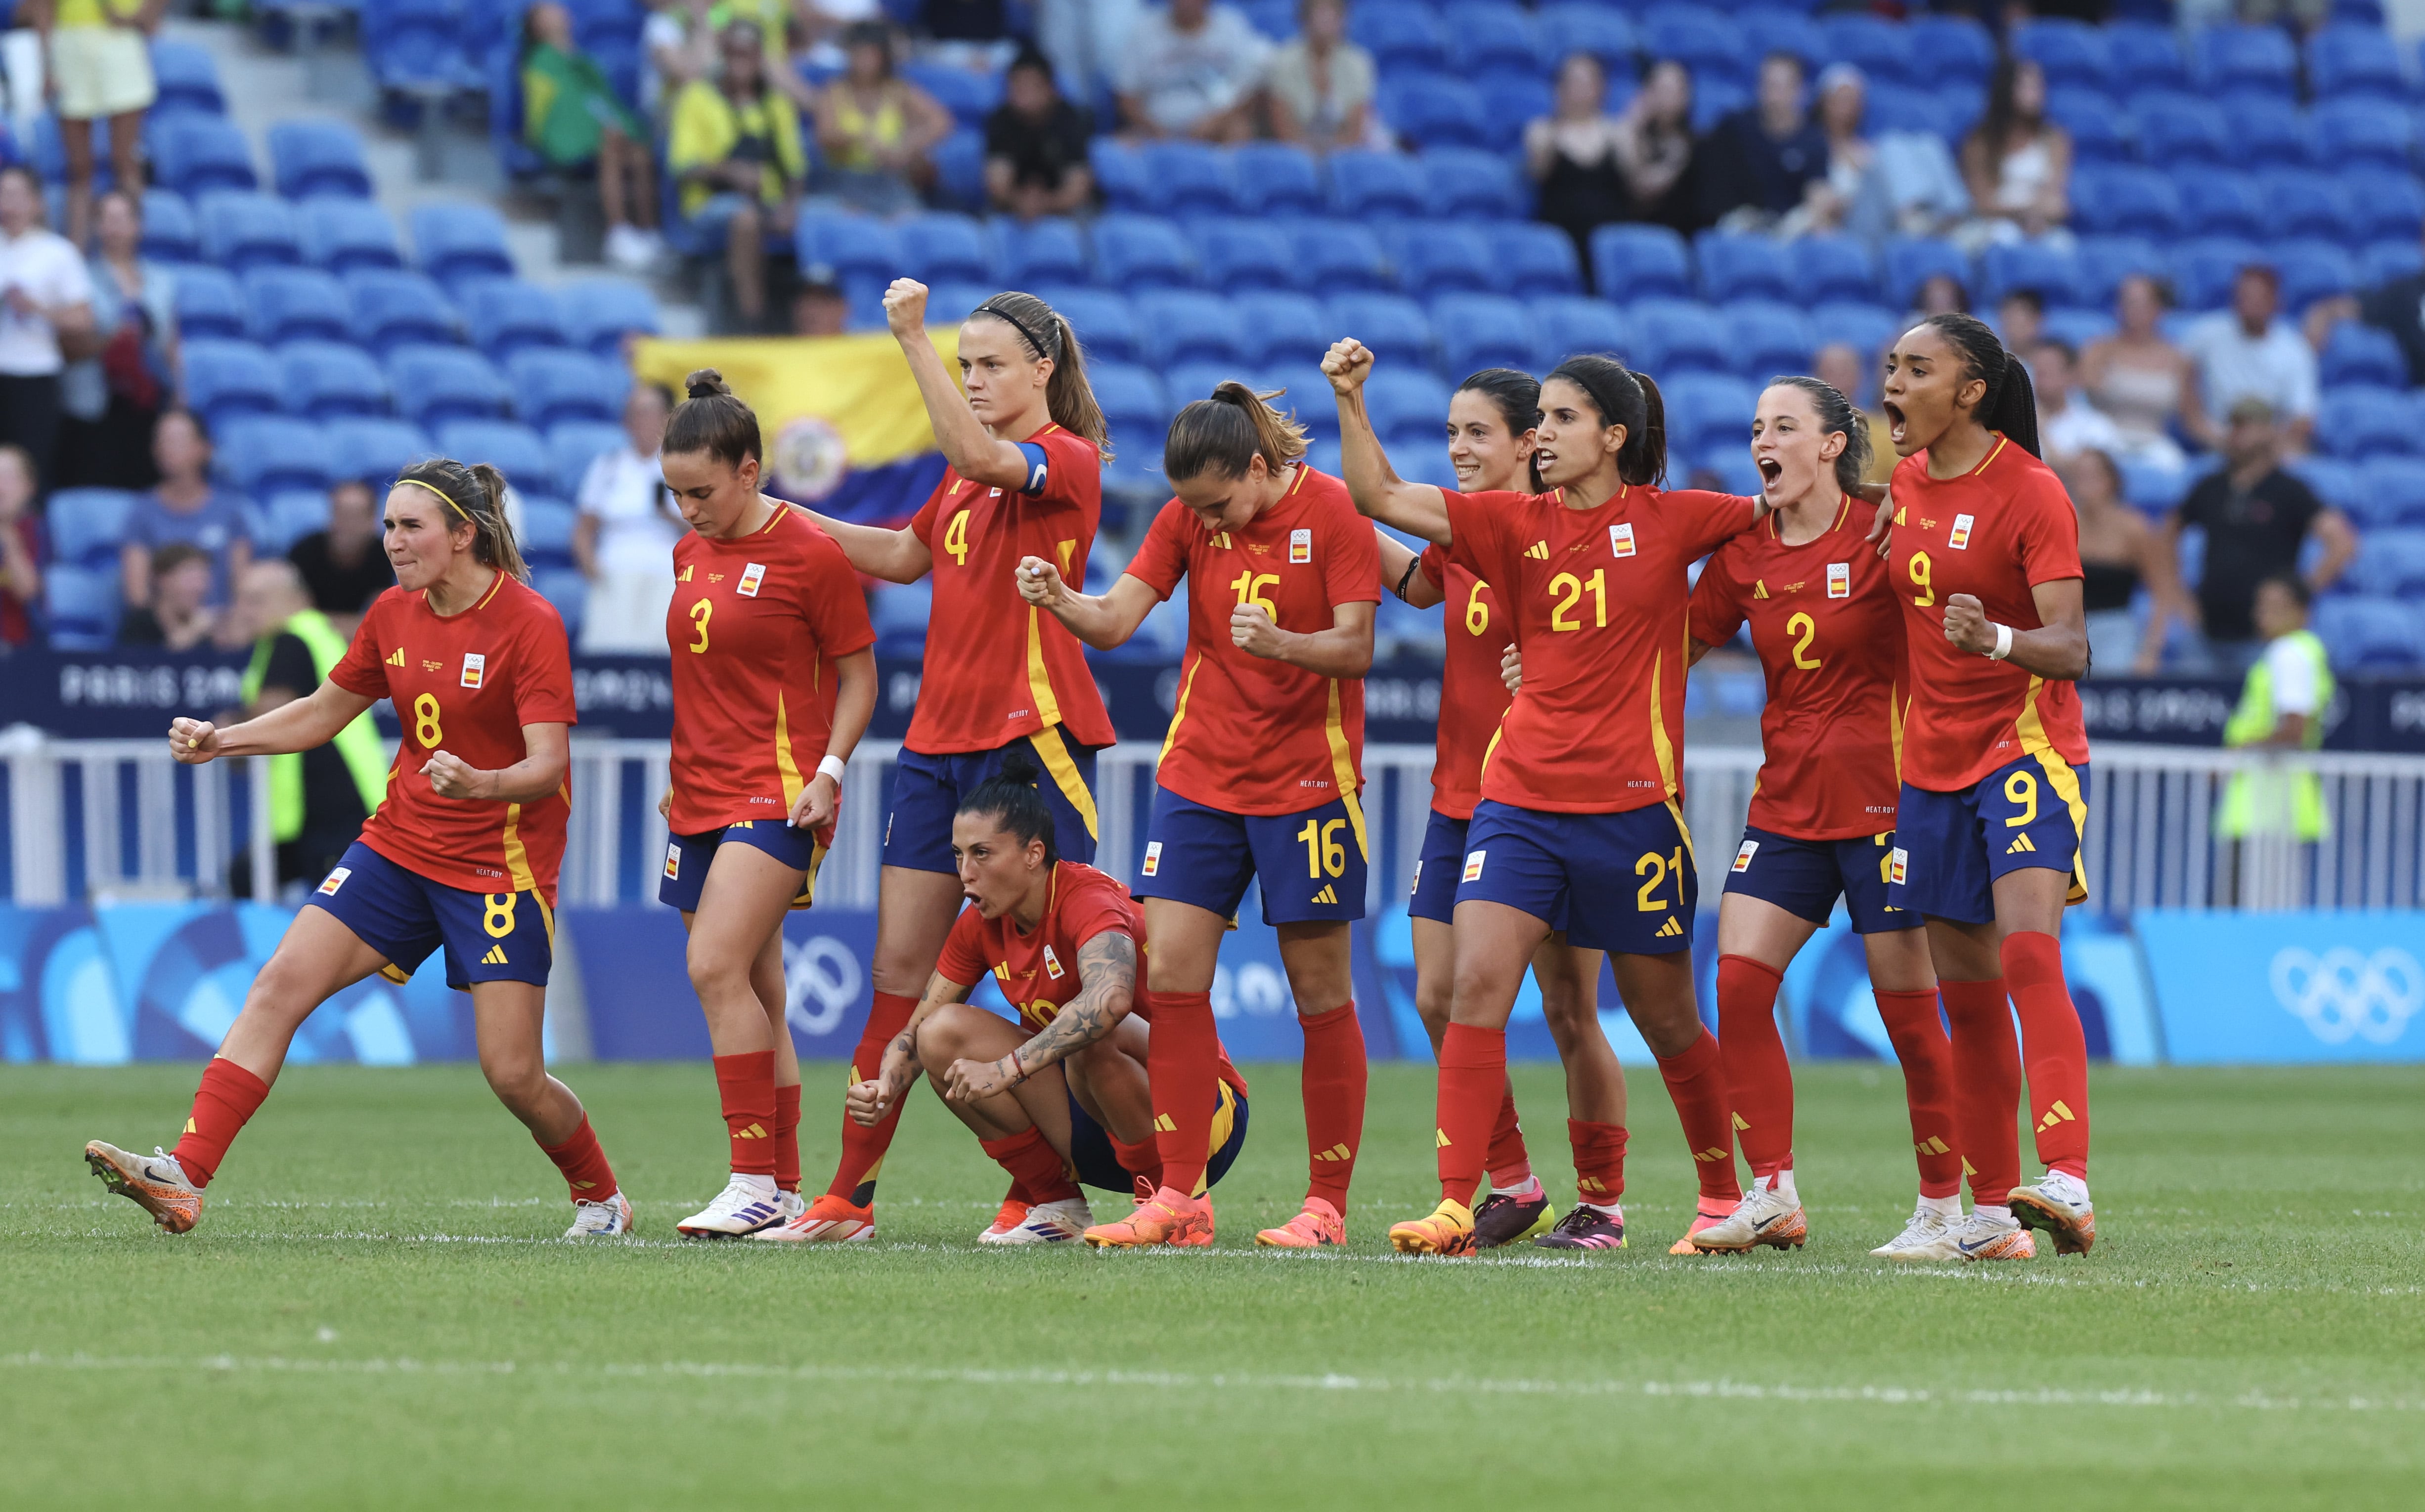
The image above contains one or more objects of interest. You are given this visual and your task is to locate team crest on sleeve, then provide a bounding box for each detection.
[1043,945,1065,980]
[1142,841,1163,877]
[1948,514,1975,550]
[317,867,351,895]
[460,652,485,689]
[1827,562,1850,599]
[1609,522,1636,558]
[1462,850,1487,882]
[739,562,766,598]
[1732,839,1759,873]
[1289,527,1312,563]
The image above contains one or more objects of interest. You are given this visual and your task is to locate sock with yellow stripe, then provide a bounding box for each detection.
[824,990,917,1203]
[713,1050,778,1177]
[1874,987,1964,1200]
[1296,1001,1367,1212]
[1715,954,1794,1180]
[1434,1023,1504,1204]
[1656,1028,1742,1206]
[773,1082,802,1194]
[1146,988,1220,1196]
[538,1115,618,1203]
[170,1057,270,1188]
[2001,930,2090,1181]
[1566,1118,1628,1205]
[1940,977,2022,1206]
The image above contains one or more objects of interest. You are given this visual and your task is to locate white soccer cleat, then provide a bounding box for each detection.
[1683,1177,1807,1253]
[775,1189,806,1224]
[1870,1202,1960,1260]
[2008,1170,2096,1255]
[750,1192,876,1243]
[675,1174,787,1237]
[980,1196,1095,1245]
[1950,1209,2037,1262]
[565,1191,635,1237]
[85,1141,203,1233]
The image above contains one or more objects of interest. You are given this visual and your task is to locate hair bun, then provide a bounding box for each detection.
[684,368,733,400]
[994,746,1044,784]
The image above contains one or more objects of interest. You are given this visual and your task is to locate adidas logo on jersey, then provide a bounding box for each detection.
[2007,833,2038,854]
[385,648,405,666]
[1313,1143,1353,1162]
[1753,580,1769,599]
[1311,884,1338,905]
[677,565,693,582]
[480,945,508,965]
[1525,540,1549,559]
[2037,1099,2078,1133]
[1434,1128,1453,1148]
[1732,1113,1751,1131]
[1654,916,1684,939]
[1154,1113,1177,1132]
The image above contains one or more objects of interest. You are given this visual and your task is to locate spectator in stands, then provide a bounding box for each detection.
[58,189,172,491]
[2065,446,2175,678]
[814,21,954,215]
[1609,58,1695,235]
[0,444,42,650]
[25,0,163,251]
[2162,397,2357,678]
[117,542,224,651]
[285,478,394,634]
[1814,342,1895,486]
[1778,63,1873,238]
[1695,52,1830,233]
[121,408,252,614]
[1115,0,1271,143]
[791,263,850,335]
[574,381,684,654]
[2031,340,2126,467]
[2183,265,2317,453]
[2338,252,2425,387]
[2081,273,2195,468]
[224,557,384,896]
[1852,101,1970,245]
[1996,288,2045,357]
[1526,53,1630,285]
[0,163,97,499]
[984,43,1096,218]
[522,2,665,272]
[1264,0,1378,153]
[1957,56,2071,249]
[1911,272,1969,320]
[670,19,809,329]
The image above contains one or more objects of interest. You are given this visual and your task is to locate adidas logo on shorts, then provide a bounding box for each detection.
[1654,916,1685,940]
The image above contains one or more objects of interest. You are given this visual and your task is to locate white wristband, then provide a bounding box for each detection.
[1988,622,2014,661]
[816,754,848,785]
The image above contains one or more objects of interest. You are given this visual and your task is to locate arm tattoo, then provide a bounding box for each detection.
[887,972,972,1086]
[1011,932,1136,1078]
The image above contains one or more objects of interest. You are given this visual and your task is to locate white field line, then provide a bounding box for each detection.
[1,1350,2418,1416]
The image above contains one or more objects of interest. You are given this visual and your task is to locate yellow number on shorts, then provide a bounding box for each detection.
[1908,551,1935,607]
[943,507,972,566]
[412,692,442,748]
[1876,831,1894,883]
[1464,581,1489,637]
[1297,817,1347,878]
[2004,770,2039,828]
[1634,849,1671,912]
[1230,569,1279,614]
[1786,610,1822,670]
[688,597,712,654]
[483,893,518,938]
[1548,569,1605,632]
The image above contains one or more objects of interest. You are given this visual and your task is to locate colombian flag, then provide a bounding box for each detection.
[630,331,957,524]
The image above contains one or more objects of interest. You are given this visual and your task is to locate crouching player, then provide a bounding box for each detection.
[845,751,1250,1244]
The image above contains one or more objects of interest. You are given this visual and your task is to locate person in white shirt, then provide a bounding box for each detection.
[0,164,98,497]
[2030,340,2127,467]
[573,381,686,654]
[1115,0,1269,141]
[2184,264,2319,454]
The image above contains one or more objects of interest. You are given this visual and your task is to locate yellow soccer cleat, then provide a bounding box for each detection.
[86,1141,203,1233]
[1256,1196,1345,1248]
[1084,1187,1213,1248]
[1387,1198,1476,1256]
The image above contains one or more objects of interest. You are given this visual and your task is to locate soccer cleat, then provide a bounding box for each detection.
[85,1142,202,1233]
[775,1189,806,1224]
[1534,1204,1627,1250]
[1387,1198,1476,1256]
[2008,1171,2096,1255]
[1870,1203,1960,1260]
[983,1196,1094,1245]
[1950,1210,2037,1262]
[564,1191,635,1237]
[1084,1187,1214,1248]
[977,1195,1033,1244]
[1474,1188,1557,1249]
[676,1174,788,1237]
[1256,1196,1346,1248]
[1685,1178,1806,1253]
[1668,1199,1740,1254]
[750,1191,876,1243]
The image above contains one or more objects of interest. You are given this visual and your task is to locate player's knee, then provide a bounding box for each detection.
[684,941,750,999]
[1412,973,1452,1035]
[479,1050,547,1111]
[910,1006,974,1071]
[869,957,927,999]
[1537,978,1598,1047]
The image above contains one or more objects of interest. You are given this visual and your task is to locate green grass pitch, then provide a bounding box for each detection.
[4,1060,2422,1511]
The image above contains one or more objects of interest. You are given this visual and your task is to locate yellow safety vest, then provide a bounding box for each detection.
[242,610,390,842]
[2216,628,2333,841]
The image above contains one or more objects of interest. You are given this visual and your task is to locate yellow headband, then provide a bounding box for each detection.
[397,477,471,521]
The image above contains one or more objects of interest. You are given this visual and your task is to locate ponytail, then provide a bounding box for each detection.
[1164,380,1310,483]
[395,456,528,581]
[664,367,763,469]
[1763,374,1872,495]
[1920,312,2042,458]
[1543,353,1667,487]
[957,745,1059,866]
[968,291,1112,460]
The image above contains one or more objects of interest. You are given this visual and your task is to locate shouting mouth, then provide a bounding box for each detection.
[1757,457,1783,487]
[1882,401,1908,447]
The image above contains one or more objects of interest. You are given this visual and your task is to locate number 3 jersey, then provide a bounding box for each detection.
[1689,497,1905,841]
[667,505,876,835]
[328,572,579,900]
[1124,464,1381,816]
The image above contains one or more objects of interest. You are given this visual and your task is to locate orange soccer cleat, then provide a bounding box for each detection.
[1255,1196,1345,1248]
[1387,1198,1476,1256]
[2008,1173,2096,1255]
[1668,1198,1740,1254]
[750,1191,875,1243]
[1084,1187,1213,1248]
[85,1141,203,1233]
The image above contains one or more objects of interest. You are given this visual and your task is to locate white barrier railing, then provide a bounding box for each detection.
[5,734,2422,916]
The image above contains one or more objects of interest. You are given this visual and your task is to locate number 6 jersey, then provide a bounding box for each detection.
[329,572,580,900]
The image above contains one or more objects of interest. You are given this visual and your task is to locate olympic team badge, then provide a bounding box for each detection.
[1732,840,1759,873]
[460,652,485,689]
[1289,527,1312,563]
[739,562,766,598]
[771,415,850,500]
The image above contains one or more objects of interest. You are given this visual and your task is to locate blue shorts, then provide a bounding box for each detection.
[306,841,553,992]
[1722,824,1917,935]
[1068,1079,1248,1197]
[1889,754,2092,926]
[659,821,828,913]
[1455,798,1697,956]
[1133,787,1367,925]
[884,728,1099,875]
[1411,808,1570,932]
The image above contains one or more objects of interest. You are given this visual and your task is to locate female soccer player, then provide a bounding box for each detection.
[845,750,1252,1245]
[776,279,1118,1244]
[649,373,880,1239]
[1875,313,2095,1260]
[86,459,631,1236]
[1667,376,1965,1260]
[1016,382,1377,1249]
[1371,368,1625,1250]
[1326,341,1764,1257]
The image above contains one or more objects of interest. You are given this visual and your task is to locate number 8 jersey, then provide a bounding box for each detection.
[328,573,580,901]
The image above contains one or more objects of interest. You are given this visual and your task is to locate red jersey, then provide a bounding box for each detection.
[328,572,578,900]
[1446,484,1758,815]
[1887,437,2090,792]
[933,860,1247,1094]
[1689,497,1905,841]
[905,424,1115,754]
[1125,465,1380,817]
[667,506,876,833]
[1417,539,1510,821]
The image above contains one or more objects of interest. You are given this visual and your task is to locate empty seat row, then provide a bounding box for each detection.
[1088,142,1530,222]
[169,263,659,359]
[181,337,636,434]
[139,189,522,286]
[2050,93,2420,173]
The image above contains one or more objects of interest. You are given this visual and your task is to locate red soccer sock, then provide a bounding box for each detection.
[2002,931,2091,1181]
[712,1049,778,1176]
[1109,1132,1162,1191]
[1940,977,2023,1206]
[978,1126,1081,1206]
[1435,1023,1505,1204]
[773,1082,802,1194]
[1875,987,1964,1200]
[1297,1001,1367,1212]
[1657,1028,1743,1205]
[1146,989,1220,1196]
[1716,954,1794,1181]
[538,1115,618,1202]
[1567,1118,1628,1205]
[170,1057,270,1187]
[825,990,917,1204]
[1486,1079,1534,1189]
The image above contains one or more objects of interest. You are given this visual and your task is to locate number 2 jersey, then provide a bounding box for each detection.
[1446,484,1758,815]
[1689,497,1905,841]
[328,572,578,901]
[1124,464,1381,816]
[667,505,876,834]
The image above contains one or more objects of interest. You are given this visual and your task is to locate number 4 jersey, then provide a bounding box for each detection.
[329,572,580,901]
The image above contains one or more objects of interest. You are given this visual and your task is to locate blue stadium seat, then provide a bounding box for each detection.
[46,489,139,567]
[259,489,335,554]
[2070,166,2181,240]
[197,191,302,273]
[1881,236,1971,309]
[1661,373,1757,457]
[2230,96,2310,172]
[217,415,332,495]
[1089,361,1171,491]
[1381,75,1491,152]
[179,340,284,426]
[2133,95,2229,169]
[152,114,257,195]
[243,267,352,346]
[410,201,517,287]
[149,39,226,116]
[1163,361,1256,410]
[388,344,511,428]
[2177,172,2268,241]
[1490,223,1582,298]
[927,127,985,212]
[298,197,403,274]
[2316,384,2412,459]
[2334,0,2386,21]
[2288,456,2364,519]
[1363,368,1454,447]
[2312,100,2412,171]
[1823,15,1916,89]
[2273,241,2357,313]
[1424,149,1525,221]
[1626,299,1728,376]
[2313,597,2424,668]
[324,417,436,484]
[533,566,588,635]
[1980,240,2087,309]
[1808,301,1902,365]
[1907,14,1996,88]
[1323,293,1434,369]
[1525,296,1629,367]
[1431,294,1537,376]
[1138,141,1238,217]
[1724,301,1815,380]
[797,211,903,293]
[2361,240,2424,286]
[1231,142,1326,216]
[2103,20,2190,92]
[1352,2,1448,71]
[1791,236,1877,304]
[1644,5,1746,86]
[267,119,372,200]
[458,278,568,359]
[1740,7,1826,73]
[2355,457,2425,527]
[2256,172,2352,242]
[172,267,249,341]
[1476,75,1553,152]
[556,277,661,356]
[279,341,392,420]
[2345,529,2425,598]
[2012,19,2109,90]
[516,494,579,567]
[140,189,199,263]
[44,566,122,649]
[1289,220,1390,292]
[901,61,1000,130]
[996,217,1089,286]
[2168,238,2265,311]
[1442,2,1546,76]
[546,420,627,496]
[345,268,461,352]
[1133,290,1245,367]
[895,213,994,286]
[1327,150,1427,220]
[2196,24,2298,99]
[2308,23,2407,101]
[1589,224,1691,301]
[1087,140,1151,213]
[1198,219,1296,293]
[2322,320,2411,390]
[1035,287,1137,363]
[2075,236,2163,308]
[1696,232,1793,303]
[2343,169,2425,243]
[362,0,478,98]
[1092,215,1196,290]
[434,419,552,493]
[1390,225,1496,298]
[506,348,626,430]
[2046,88,2128,166]
[1536,4,1636,67]
[1230,292,1329,367]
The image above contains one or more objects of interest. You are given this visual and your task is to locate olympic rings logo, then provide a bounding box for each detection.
[784,936,864,1037]
[2270,947,2423,1047]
